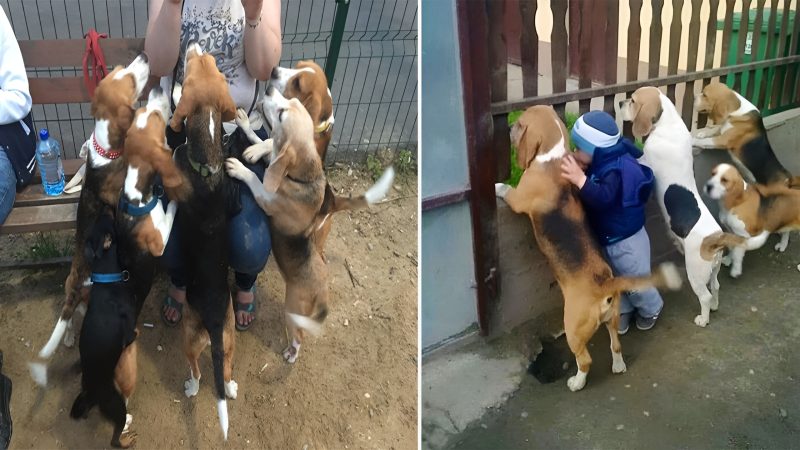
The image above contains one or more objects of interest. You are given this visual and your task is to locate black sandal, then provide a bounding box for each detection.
[161,293,185,327]
[234,286,257,332]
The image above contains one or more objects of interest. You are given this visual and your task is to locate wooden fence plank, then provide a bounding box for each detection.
[604,0,620,115]
[28,77,90,104]
[648,0,665,78]
[745,1,766,100]
[720,0,737,84]
[19,38,145,68]
[624,0,644,136]
[681,0,703,128]
[666,0,684,104]
[519,0,538,98]
[770,0,792,109]
[733,0,753,91]
[488,0,510,182]
[782,6,800,105]
[551,0,569,119]
[699,0,722,128]
[578,0,595,115]
[758,0,780,108]
[0,203,78,234]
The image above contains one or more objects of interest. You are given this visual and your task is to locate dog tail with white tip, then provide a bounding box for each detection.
[700,231,746,260]
[601,262,684,295]
[208,326,229,441]
[29,314,75,387]
[324,166,395,216]
[287,304,329,337]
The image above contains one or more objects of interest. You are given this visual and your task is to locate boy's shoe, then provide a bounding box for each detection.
[618,313,633,335]
[635,313,659,331]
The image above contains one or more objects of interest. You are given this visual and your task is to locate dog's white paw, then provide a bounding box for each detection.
[243,141,272,163]
[283,346,299,364]
[224,380,238,399]
[694,314,709,327]
[729,267,742,278]
[123,414,133,433]
[567,373,587,392]
[775,241,788,252]
[224,157,248,180]
[495,183,510,200]
[62,329,75,348]
[721,255,732,267]
[235,108,250,130]
[612,358,627,374]
[184,376,200,398]
[694,128,713,139]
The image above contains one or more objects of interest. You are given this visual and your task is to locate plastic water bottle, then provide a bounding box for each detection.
[36,129,65,196]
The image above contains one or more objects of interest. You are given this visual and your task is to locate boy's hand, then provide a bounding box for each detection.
[561,155,587,188]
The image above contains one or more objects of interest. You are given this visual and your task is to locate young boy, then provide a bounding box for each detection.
[560,110,662,334]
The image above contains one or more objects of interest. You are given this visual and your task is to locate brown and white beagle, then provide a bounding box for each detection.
[705,163,800,277]
[226,86,393,364]
[693,81,799,187]
[34,54,151,376]
[496,105,682,391]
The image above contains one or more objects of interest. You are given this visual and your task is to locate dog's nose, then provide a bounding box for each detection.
[138,52,149,64]
[271,67,279,80]
[704,183,713,193]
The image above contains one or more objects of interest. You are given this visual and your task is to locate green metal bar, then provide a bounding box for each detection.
[325,0,350,89]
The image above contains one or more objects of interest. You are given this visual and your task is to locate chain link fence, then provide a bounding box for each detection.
[1,0,417,165]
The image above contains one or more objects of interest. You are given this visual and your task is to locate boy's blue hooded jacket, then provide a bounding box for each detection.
[579,137,654,246]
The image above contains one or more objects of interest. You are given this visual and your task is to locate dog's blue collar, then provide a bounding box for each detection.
[91,270,129,283]
[120,185,163,217]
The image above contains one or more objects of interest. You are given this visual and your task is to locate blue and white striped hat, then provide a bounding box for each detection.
[570,111,620,156]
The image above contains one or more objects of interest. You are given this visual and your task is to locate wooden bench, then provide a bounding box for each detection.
[0,37,146,236]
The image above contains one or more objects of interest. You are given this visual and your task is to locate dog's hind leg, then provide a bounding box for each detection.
[774,231,790,252]
[223,303,238,400]
[99,389,135,449]
[282,312,302,364]
[688,265,714,327]
[605,317,626,374]
[709,258,721,311]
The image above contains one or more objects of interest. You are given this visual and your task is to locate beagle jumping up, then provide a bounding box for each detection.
[495,105,682,392]
[226,87,393,364]
[693,81,799,187]
[705,163,800,277]
[619,87,745,327]
[35,54,151,371]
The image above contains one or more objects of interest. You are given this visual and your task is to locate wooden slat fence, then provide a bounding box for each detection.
[486,0,800,182]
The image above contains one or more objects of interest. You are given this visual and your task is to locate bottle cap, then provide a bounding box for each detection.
[39,129,49,140]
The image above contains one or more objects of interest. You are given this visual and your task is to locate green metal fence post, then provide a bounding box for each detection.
[325,0,350,88]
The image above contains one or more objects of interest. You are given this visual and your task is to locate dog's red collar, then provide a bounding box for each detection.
[92,133,122,160]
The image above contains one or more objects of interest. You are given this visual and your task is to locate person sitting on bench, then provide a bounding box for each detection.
[0,6,37,224]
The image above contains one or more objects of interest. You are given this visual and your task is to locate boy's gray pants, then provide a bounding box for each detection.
[603,226,664,318]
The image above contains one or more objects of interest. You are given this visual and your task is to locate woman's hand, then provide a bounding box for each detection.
[241,0,264,21]
[560,155,587,188]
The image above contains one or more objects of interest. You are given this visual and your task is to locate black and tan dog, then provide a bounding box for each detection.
[693,81,799,187]
[226,86,394,364]
[495,105,682,391]
[170,43,238,441]
[69,211,139,449]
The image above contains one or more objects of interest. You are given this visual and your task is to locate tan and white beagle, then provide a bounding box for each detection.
[705,163,800,277]
[693,81,799,187]
[496,105,683,392]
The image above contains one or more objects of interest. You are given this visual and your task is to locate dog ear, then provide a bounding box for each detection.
[170,92,193,132]
[262,142,296,193]
[631,98,661,138]
[711,89,740,124]
[219,91,237,123]
[512,122,540,169]
[108,105,134,148]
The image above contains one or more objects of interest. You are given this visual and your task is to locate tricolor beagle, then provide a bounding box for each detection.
[619,87,745,327]
[35,54,151,371]
[226,86,393,364]
[496,105,682,391]
[693,81,799,187]
[705,163,800,277]
[170,43,238,442]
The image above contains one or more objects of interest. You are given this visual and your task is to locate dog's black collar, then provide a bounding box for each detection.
[91,270,129,283]
[186,148,221,177]
[119,185,163,217]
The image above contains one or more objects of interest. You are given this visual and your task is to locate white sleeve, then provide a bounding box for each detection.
[0,6,32,125]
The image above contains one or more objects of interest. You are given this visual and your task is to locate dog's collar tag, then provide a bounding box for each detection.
[187,151,220,177]
[92,133,122,160]
[91,270,129,283]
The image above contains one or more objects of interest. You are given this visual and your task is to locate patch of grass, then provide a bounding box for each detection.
[15,232,72,261]
[504,111,579,187]
[366,153,384,181]
[394,149,416,176]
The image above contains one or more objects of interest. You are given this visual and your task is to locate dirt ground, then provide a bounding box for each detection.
[0,168,418,450]
[443,237,800,449]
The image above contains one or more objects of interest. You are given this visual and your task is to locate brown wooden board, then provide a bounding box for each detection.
[19,38,145,68]
[784,8,800,104]
[759,0,780,108]
[720,0,737,84]
[551,0,569,119]
[624,0,643,137]
[0,203,78,234]
[577,0,594,115]
[519,0,538,98]
[648,0,665,79]
[770,0,792,108]
[733,0,753,91]
[746,1,766,100]
[488,0,509,182]
[666,0,684,104]
[28,77,90,104]
[14,185,80,207]
[699,0,722,128]
[681,0,703,128]
[603,0,620,114]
